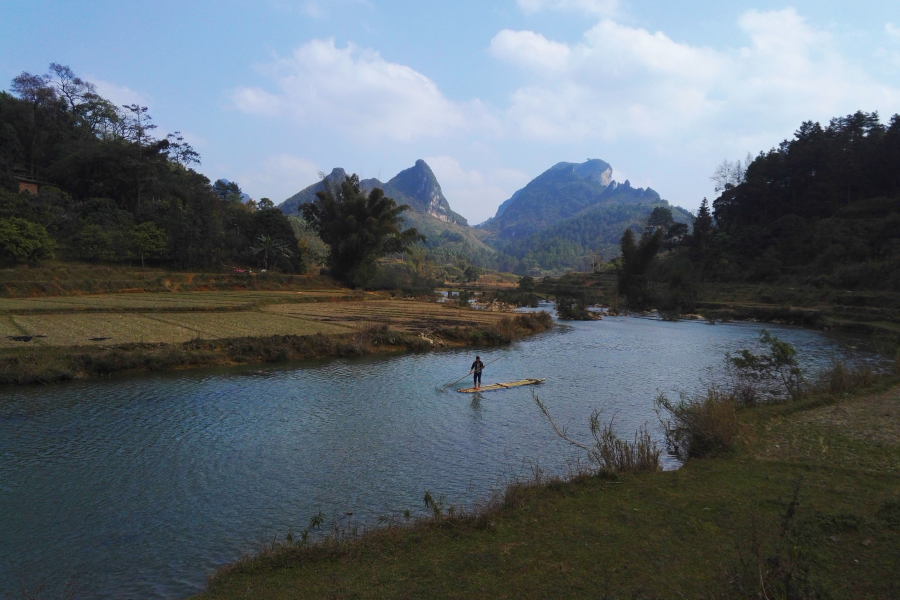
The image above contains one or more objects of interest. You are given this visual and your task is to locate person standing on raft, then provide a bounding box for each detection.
[469,356,485,390]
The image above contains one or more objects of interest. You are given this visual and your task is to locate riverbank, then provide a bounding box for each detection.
[532,272,900,348]
[0,311,552,385]
[197,376,900,599]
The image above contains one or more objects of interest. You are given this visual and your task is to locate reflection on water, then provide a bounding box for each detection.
[0,311,885,599]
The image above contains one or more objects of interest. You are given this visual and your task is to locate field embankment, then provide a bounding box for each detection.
[0,263,345,298]
[196,377,900,600]
[0,289,551,384]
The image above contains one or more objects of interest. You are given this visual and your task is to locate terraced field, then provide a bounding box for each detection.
[0,292,510,349]
[263,300,504,331]
[0,290,358,314]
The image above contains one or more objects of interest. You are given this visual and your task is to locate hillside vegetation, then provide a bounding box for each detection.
[675,111,900,290]
[0,64,307,273]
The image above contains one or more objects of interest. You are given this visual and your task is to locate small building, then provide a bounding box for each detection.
[14,174,43,194]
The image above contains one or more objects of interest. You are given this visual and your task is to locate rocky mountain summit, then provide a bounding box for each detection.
[278,160,467,226]
[479,158,662,239]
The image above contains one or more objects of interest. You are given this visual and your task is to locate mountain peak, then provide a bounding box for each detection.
[277,160,467,226]
[385,160,467,225]
[479,158,660,238]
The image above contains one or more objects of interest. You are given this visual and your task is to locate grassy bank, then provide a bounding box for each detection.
[0,312,552,385]
[196,374,900,600]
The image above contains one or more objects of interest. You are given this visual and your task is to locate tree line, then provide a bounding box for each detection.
[0,63,305,272]
[616,111,900,309]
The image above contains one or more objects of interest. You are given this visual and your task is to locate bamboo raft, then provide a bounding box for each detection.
[457,378,545,393]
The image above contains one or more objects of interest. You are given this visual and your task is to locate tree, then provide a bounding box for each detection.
[710,156,750,192]
[164,132,200,168]
[617,227,664,309]
[121,104,157,209]
[10,71,58,176]
[129,221,168,268]
[463,265,483,282]
[692,198,713,254]
[73,223,116,262]
[48,63,96,116]
[0,217,56,263]
[257,197,275,210]
[213,179,243,203]
[250,234,293,270]
[300,174,424,287]
[647,207,674,229]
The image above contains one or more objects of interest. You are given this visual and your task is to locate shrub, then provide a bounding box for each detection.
[812,360,875,395]
[534,392,661,475]
[726,329,803,402]
[0,217,56,263]
[655,387,739,458]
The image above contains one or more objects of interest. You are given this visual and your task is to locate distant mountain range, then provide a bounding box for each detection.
[277,158,693,274]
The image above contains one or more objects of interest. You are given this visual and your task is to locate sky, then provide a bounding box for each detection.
[2,0,899,224]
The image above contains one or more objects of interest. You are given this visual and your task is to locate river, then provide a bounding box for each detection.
[0,310,886,599]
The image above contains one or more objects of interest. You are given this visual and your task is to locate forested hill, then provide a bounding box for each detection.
[0,63,305,272]
[670,111,900,290]
[279,160,467,226]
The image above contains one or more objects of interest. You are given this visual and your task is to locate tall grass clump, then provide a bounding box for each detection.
[655,387,739,458]
[812,359,875,395]
[533,392,661,474]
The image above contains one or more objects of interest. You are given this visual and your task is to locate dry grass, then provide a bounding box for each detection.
[0,290,356,314]
[656,388,741,458]
[0,297,519,349]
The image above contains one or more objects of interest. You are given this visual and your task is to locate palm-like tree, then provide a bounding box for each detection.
[300,174,424,286]
[250,234,293,271]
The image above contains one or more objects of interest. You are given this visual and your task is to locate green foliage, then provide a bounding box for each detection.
[129,221,167,267]
[647,206,674,228]
[73,222,122,261]
[463,265,482,282]
[555,294,591,320]
[617,227,664,309]
[726,330,803,402]
[494,202,691,275]
[0,63,306,273]
[680,111,900,289]
[300,174,424,287]
[0,216,56,262]
[518,275,535,292]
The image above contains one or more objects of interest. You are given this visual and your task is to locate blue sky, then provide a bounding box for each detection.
[2,0,899,223]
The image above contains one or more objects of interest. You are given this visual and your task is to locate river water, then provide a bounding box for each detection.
[0,310,886,599]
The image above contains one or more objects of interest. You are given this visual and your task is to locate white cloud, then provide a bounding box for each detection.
[91,78,150,107]
[490,30,571,73]
[238,154,321,203]
[517,0,618,16]
[424,156,530,224]
[232,39,491,141]
[491,9,900,144]
[887,22,900,40]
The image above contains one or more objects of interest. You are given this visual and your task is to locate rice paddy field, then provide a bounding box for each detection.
[0,292,511,349]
